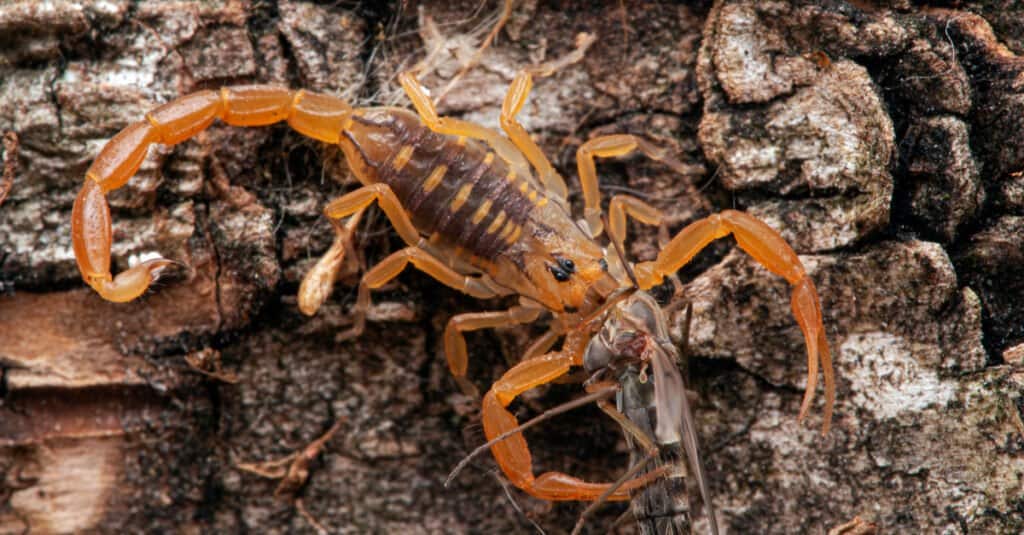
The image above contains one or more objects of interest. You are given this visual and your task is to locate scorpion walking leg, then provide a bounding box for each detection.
[634,210,835,434]
[337,247,500,340]
[576,134,695,237]
[443,306,542,397]
[398,72,532,178]
[310,183,425,318]
[521,329,560,361]
[298,208,366,316]
[482,348,659,501]
[499,71,569,200]
[73,86,355,302]
[323,183,421,247]
[606,194,663,253]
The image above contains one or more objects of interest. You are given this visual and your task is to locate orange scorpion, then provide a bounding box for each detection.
[71,67,836,502]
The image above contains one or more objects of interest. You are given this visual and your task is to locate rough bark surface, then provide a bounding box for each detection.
[1,1,1022,534]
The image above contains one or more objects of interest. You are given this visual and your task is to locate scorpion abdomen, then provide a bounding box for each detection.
[340,108,543,263]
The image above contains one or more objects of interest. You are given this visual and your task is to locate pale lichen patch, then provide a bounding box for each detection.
[841,332,956,420]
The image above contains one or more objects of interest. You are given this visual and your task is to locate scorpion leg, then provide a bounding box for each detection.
[482,345,657,501]
[323,183,422,247]
[73,86,355,302]
[443,306,543,397]
[607,194,663,253]
[397,72,533,179]
[297,208,366,316]
[499,71,570,200]
[337,247,501,341]
[634,210,835,434]
[305,181,430,317]
[521,329,561,361]
[576,134,693,237]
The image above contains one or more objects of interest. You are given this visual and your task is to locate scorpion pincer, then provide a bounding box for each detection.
[71,64,836,502]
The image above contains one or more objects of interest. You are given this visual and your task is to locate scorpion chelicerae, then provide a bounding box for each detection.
[71,58,835,503]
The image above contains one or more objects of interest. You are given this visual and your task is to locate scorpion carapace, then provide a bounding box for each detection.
[72,67,836,502]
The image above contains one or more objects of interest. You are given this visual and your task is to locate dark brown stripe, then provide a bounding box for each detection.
[405,136,474,235]
[474,177,534,259]
[404,134,455,217]
[379,125,429,202]
[341,109,538,261]
[435,148,495,238]
[460,168,515,260]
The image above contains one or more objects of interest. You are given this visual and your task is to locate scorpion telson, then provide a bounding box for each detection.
[72,55,835,501]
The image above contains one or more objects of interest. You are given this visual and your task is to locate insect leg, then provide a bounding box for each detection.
[443,306,542,397]
[634,210,835,434]
[337,247,500,341]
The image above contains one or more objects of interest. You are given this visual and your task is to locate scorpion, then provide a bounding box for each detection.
[71,59,836,503]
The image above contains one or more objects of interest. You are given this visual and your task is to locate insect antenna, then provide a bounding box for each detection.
[493,473,547,535]
[662,302,719,535]
[445,386,618,487]
[570,449,665,535]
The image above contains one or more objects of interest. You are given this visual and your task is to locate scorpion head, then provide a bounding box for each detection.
[517,216,620,314]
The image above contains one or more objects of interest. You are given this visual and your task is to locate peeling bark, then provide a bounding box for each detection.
[1,1,1022,534]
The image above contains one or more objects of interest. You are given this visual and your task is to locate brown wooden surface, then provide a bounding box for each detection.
[1,1,1023,533]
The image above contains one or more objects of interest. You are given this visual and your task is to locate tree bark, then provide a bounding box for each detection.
[1,1,1022,533]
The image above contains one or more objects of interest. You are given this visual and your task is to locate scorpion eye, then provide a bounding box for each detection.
[549,264,571,282]
[549,255,575,282]
[548,262,573,280]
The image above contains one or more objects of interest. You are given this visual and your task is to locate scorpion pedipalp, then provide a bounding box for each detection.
[635,209,835,434]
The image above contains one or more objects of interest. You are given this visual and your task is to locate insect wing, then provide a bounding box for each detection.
[649,344,718,535]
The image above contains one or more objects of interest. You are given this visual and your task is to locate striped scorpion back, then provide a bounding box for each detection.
[338,108,546,264]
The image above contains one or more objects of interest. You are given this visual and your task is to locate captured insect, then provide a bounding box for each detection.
[70,34,835,504]
[448,290,718,534]
[588,296,714,535]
